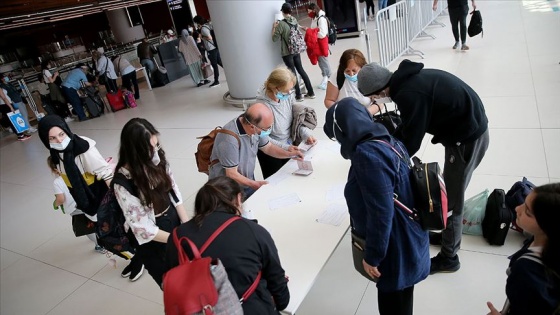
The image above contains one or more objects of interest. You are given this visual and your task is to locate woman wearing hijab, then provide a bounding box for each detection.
[38,115,113,217]
[178,29,209,87]
[323,98,429,315]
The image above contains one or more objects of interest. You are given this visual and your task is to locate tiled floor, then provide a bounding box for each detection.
[1,1,559,314]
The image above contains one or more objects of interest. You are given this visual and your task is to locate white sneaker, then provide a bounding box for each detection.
[317,82,327,90]
[28,127,38,133]
[64,117,75,123]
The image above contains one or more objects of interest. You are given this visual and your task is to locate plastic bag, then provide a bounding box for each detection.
[462,189,489,235]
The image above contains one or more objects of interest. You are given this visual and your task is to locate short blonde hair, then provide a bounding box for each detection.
[265,67,296,93]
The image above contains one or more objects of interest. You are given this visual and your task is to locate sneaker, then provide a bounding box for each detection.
[295,96,304,102]
[452,42,460,49]
[430,253,460,274]
[64,117,75,123]
[197,82,204,87]
[317,82,327,90]
[28,127,38,133]
[94,245,105,253]
[461,44,470,51]
[129,264,145,282]
[17,134,31,141]
[203,80,211,84]
[209,81,220,88]
[429,231,442,246]
[121,262,133,278]
[305,94,316,99]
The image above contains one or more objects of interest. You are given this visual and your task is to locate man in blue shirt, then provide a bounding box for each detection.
[61,64,92,121]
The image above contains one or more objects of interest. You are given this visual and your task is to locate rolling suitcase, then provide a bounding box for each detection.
[81,96,102,118]
[106,90,126,112]
[482,189,512,245]
[152,59,169,88]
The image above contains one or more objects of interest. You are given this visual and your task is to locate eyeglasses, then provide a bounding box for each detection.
[246,118,273,133]
[276,88,295,96]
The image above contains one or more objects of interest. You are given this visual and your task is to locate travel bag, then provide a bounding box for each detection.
[482,189,512,245]
[106,90,126,112]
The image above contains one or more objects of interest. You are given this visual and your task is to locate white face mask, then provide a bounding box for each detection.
[152,148,161,166]
[50,136,71,151]
[188,27,193,33]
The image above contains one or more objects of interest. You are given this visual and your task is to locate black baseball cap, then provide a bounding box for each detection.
[281,3,292,13]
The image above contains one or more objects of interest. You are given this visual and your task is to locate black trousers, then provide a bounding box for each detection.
[257,150,290,179]
[365,0,375,15]
[121,71,139,99]
[104,78,118,94]
[207,48,223,83]
[378,286,414,315]
[282,53,314,99]
[448,5,469,44]
[130,205,180,288]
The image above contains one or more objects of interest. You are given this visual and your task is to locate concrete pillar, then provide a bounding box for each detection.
[206,0,285,100]
[106,8,145,44]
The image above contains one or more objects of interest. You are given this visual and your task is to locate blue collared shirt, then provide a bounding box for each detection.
[61,68,87,90]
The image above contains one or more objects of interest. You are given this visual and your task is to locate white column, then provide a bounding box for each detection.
[206,0,285,100]
[106,8,145,44]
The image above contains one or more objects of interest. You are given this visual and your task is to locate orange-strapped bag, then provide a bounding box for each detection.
[195,127,240,175]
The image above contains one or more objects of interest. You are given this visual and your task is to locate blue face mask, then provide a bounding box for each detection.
[3,76,9,83]
[275,92,290,101]
[344,73,358,82]
[259,129,272,138]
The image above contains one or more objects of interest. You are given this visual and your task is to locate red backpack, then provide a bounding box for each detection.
[163,217,261,315]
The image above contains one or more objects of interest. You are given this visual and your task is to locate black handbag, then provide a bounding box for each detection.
[72,214,96,237]
[372,103,402,135]
[351,230,378,282]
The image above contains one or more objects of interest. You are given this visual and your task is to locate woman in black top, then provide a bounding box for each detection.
[165,176,290,314]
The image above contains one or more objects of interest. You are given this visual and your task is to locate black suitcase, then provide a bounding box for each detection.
[81,96,102,118]
[482,189,512,245]
[152,67,169,87]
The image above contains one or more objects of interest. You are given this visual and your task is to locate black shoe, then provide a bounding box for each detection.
[203,80,211,84]
[121,262,133,278]
[429,231,442,246]
[209,81,220,88]
[129,263,145,282]
[430,253,460,274]
[197,82,204,87]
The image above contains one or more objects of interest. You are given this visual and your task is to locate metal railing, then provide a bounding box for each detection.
[375,1,413,67]
[375,0,448,67]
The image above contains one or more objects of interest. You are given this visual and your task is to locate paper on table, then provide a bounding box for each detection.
[268,192,301,210]
[316,203,348,226]
[267,171,291,186]
[293,159,313,176]
[326,183,346,202]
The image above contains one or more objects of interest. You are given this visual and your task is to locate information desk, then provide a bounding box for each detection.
[243,140,351,314]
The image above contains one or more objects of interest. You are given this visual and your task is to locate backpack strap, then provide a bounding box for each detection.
[200,216,241,253]
[209,129,242,168]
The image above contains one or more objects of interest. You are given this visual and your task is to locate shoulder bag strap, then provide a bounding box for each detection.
[240,270,262,303]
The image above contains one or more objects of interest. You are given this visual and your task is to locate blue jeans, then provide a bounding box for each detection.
[378,0,388,9]
[141,59,155,81]
[61,86,86,121]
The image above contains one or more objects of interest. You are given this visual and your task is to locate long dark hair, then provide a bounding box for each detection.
[193,176,242,227]
[336,49,367,90]
[116,118,172,214]
[532,183,560,276]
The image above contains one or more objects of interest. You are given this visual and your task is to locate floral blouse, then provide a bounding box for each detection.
[114,167,183,245]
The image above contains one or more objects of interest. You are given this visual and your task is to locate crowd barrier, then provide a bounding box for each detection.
[375,0,448,67]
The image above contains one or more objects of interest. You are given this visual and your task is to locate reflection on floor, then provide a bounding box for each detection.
[1,1,559,314]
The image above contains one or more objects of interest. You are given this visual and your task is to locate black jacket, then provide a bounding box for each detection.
[390,60,488,155]
[165,211,290,314]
